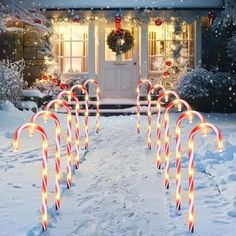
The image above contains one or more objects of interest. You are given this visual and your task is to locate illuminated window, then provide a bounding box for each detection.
[148,22,194,74]
[53,24,88,73]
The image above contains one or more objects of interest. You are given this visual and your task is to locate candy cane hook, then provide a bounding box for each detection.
[136,79,152,134]
[30,111,61,210]
[58,91,80,169]
[175,111,205,211]
[71,84,89,149]
[188,123,223,233]
[84,79,100,134]
[13,123,49,231]
[45,99,72,189]
[147,84,165,149]
[164,99,192,189]
[156,91,179,169]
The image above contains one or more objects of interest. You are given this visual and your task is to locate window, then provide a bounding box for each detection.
[53,24,88,73]
[148,22,194,74]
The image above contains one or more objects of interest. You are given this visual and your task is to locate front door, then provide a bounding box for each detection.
[99,24,139,99]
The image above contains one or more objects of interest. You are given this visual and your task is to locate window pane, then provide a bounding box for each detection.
[71,58,87,73]
[62,42,70,57]
[63,58,71,73]
[72,42,88,57]
[71,25,88,40]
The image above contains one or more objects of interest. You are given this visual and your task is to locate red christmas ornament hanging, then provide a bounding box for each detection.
[114,15,121,30]
[73,15,81,23]
[155,18,163,26]
[34,18,43,24]
[60,82,67,90]
[166,60,173,67]
[163,71,170,78]
[208,11,216,26]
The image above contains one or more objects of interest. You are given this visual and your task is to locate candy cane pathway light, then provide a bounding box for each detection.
[136,79,152,134]
[30,111,61,210]
[188,123,223,233]
[45,99,72,189]
[164,99,192,190]
[147,84,165,149]
[175,111,205,211]
[13,123,49,231]
[71,84,89,149]
[84,79,100,134]
[58,91,80,169]
[156,91,179,169]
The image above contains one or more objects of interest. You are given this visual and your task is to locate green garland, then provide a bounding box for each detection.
[106,29,134,55]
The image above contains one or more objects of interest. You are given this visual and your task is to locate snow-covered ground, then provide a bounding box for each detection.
[0,106,236,236]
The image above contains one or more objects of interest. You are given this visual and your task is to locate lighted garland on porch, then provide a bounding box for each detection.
[106,29,134,55]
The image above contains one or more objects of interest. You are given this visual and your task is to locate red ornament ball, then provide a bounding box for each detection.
[163,71,170,77]
[42,75,49,80]
[34,18,43,24]
[155,18,163,26]
[114,16,121,24]
[166,60,173,67]
[60,82,67,90]
[73,15,81,23]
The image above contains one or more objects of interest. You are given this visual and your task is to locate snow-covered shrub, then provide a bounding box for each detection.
[0,59,24,105]
[178,69,236,112]
[227,32,236,63]
[177,68,213,100]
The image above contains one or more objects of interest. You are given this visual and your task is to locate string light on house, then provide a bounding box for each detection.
[13,123,49,231]
[175,111,205,211]
[30,111,61,210]
[156,91,179,169]
[163,99,192,189]
[188,123,223,233]
[45,99,73,189]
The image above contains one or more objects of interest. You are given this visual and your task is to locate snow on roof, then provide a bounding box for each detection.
[21,0,224,10]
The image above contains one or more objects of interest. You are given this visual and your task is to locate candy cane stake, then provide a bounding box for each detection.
[164,99,192,189]
[71,84,89,149]
[13,123,49,231]
[58,91,80,169]
[136,79,152,134]
[30,111,61,210]
[45,99,72,189]
[147,84,165,149]
[175,111,205,210]
[156,91,179,169]
[188,123,223,233]
[84,79,100,134]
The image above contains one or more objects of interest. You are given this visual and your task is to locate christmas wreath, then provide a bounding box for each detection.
[106,29,134,55]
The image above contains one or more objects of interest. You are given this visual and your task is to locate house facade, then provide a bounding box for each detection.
[19,0,224,98]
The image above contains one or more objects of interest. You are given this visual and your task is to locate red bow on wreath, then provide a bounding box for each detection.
[114,15,121,31]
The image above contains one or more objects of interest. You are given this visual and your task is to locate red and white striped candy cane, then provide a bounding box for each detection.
[188,123,223,233]
[13,123,49,231]
[147,84,165,149]
[30,111,61,210]
[71,84,89,149]
[84,79,100,134]
[136,79,152,134]
[58,91,80,169]
[45,99,73,189]
[164,99,191,189]
[175,111,205,211]
[156,91,179,169]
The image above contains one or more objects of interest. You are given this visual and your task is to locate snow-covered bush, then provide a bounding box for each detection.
[178,68,236,112]
[177,68,213,100]
[227,32,236,63]
[0,59,24,105]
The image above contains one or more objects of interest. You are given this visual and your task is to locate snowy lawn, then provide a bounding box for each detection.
[0,108,236,236]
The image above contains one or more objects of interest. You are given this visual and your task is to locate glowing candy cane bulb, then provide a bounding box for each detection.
[71,84,89,149]
[147,84,165,149]
[30,111,61,210]
[164,99,191,189]
[136,79,152,134]
[84,79,100,134]
[45,99,73,189]
[188,123,223,233]
[58,91,80,169]
[156,91,179,169]
[13,123,49,231]
[175,111,205,211]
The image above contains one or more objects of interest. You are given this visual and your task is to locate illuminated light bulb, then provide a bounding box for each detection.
[177,103,182,112]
